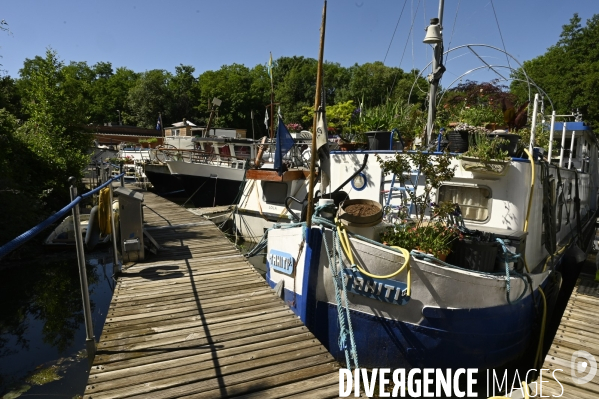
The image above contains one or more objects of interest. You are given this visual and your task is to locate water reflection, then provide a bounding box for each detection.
[0,252,114,397]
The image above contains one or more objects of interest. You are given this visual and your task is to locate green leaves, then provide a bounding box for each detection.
[511,13,599,128]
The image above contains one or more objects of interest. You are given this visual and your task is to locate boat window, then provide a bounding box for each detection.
[235,146,251,158]
[261,181,288,205]
[437,185,491,222]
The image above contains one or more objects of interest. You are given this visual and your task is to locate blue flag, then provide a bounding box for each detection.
[274,116,295,175]
[156,118,161,130]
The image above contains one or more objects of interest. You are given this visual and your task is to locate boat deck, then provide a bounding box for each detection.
[539,275,599,398]
[83,188,340,399]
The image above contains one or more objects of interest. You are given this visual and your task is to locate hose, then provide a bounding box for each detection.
[534,286,548,372]
[335,218,411,291]
[522,148,535,273]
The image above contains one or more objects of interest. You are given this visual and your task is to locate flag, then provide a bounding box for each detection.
[268,52,273,83]
[264,109,269,130]
[316,108,330,192]
[274,116,295,175]
[156,118,161,130]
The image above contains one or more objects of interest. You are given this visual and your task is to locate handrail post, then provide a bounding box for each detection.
[69,177,96,365]
[568,130,576,170]
[120,164,124,187]
[109,180,120,275]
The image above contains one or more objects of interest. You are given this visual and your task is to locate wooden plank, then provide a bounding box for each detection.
[85,187,339,398]
[229,372,340,399]
[91,327,313,373]
[90,331,317,380]
[538,277,599,398]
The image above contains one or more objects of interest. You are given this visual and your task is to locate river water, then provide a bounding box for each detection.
[0,250,116,398]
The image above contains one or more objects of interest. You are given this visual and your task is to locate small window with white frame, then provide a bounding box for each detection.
[437,185,491,222]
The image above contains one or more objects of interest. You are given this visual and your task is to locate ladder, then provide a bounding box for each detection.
[384,169,421,220]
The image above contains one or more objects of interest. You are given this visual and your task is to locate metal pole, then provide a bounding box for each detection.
[559,123,567,167]
[529,93,539,154]
[547,111,556,163]
[68,177,96,365]
[567,130,575,170]
[424,0,445,147]
[109,181,120,275]
[119,164,124,187]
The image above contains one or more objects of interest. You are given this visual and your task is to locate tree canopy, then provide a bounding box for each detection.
[511,13,599,127]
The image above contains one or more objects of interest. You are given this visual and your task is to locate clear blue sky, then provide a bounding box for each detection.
[1,1,597,90]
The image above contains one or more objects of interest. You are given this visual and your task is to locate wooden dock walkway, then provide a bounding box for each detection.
[84,189,341,399]
[539,275,599,398]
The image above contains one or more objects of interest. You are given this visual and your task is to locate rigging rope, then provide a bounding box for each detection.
[489,0,512,70]
[383,0,409,64]
[389,0,422,96]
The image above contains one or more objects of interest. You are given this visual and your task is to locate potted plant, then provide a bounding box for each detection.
[139,137,158,148]
[459,132,510,176]
[377,150,459,259]
[286,123,303,133]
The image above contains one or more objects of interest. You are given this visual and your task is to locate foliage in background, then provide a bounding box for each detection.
[511,13,599,128]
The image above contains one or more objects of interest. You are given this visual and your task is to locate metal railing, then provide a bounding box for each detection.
[0,173,125,365]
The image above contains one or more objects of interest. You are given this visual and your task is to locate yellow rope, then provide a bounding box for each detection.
[98,187,112,235]
[335,219,411,295]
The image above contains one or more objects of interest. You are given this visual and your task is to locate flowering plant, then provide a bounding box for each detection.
[286,123,303,132]
[381,220,458,258]
[378,150,459,258]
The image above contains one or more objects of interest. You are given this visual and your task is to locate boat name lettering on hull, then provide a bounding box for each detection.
[267,250,295,275]
[343,269,410,305]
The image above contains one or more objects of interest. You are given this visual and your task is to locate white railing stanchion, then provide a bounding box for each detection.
[567,130,576,170]
[547,111,556,163]
[559,123,567,168]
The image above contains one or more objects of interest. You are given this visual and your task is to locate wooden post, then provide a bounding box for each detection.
[306,0,327,228]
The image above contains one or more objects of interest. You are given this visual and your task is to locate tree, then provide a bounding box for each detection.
[511,14,599,127]
[168,64,201,123]
[126,69,172,128]
[198,64,264,131]
[17,49,92,207]
[273,56,318,125]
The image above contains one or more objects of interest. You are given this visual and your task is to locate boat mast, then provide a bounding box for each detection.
[306,0,327,228]
[424,0,445,146]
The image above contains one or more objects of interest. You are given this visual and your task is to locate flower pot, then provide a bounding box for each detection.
[446,239,499,272]
[459,156,510,177]
[447,130,471,153]
[365,131,393,151]
[338,143,359,152]
[487,132,520,156]
[337,199,383,240]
